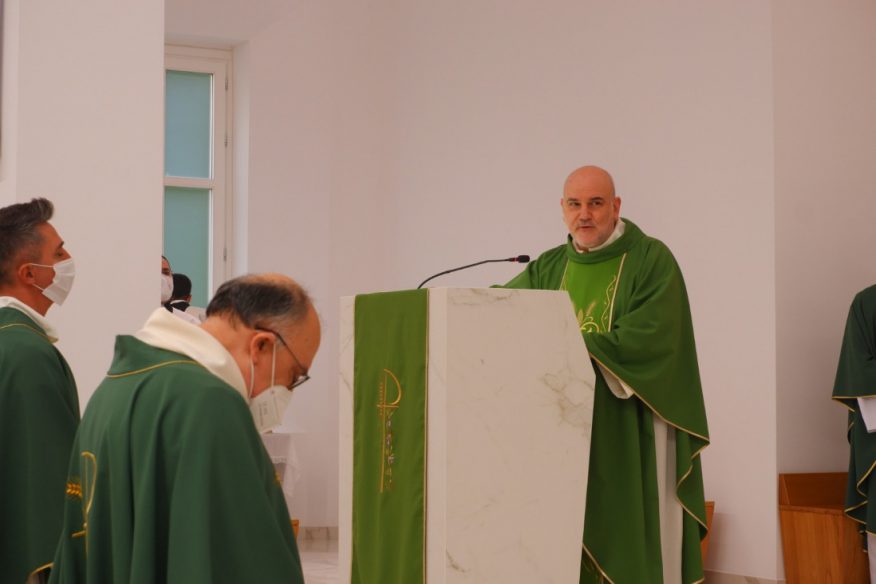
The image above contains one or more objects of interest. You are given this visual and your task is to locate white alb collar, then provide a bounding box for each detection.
[0,296,59,342]
[575,219,626,253]
[135,308,248,401]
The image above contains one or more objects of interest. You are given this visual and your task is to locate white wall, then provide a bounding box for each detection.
[233,0,780,578]
[1,0,164,402]
[773,0,876,474]
[238,2,397,527]
[5,0,841,578]
[383,2,778,579]
[0,0,20,207]
[174,0,876,579]
[772,4,876,576]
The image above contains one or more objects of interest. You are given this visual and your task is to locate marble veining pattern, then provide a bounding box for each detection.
[339,288,597,583]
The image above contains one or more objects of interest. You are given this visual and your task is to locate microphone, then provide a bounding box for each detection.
[417,255,530,289]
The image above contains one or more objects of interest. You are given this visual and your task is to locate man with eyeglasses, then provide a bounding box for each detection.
[48,274,320,584]
[504,166,709,584]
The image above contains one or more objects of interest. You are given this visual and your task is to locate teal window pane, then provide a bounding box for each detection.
[165,70,211,179]
[164,187,210,307]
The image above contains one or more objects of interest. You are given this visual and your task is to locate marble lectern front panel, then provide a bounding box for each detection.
[340,288,595,584]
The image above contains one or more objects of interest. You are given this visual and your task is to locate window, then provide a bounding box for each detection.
[164,45,232,307]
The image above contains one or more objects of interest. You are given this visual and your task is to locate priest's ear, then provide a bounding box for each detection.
[16,262,37,286]
[248,330,275,363]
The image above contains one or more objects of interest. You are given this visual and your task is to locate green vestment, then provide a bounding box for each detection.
[47,335,303,584]
[833,284,876,536]
[0,306,79,584]
[504,220,709,584]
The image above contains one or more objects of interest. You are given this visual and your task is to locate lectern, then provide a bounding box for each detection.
[339,288,596,583]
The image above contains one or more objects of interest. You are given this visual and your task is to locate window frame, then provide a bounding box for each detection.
[164,44,234,299]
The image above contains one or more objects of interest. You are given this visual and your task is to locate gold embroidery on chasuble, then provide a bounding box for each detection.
[71,451,97,554]
[66,479,83,500]
[560,254,627,333]
[376,368,402,493]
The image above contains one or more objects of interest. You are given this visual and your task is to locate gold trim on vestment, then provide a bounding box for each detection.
[66,479,83,499]
[843,444,876,532]
[830,396,876,528]
[588,355,710,444]
[28,562,52,580]
[377,368,403,493]
[560,256,628,335]
[855,456,876,503]
[831,393,876,413]
[581,543,615,584]
[71,451,98,555]
[0,322,50,342]
[568,255,709,580]
[606,254,626,329]
[582,541,706,584]
[589,354,710,534]
[105,359,200,378]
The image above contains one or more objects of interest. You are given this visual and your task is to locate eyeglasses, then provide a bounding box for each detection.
[256,327,311,390]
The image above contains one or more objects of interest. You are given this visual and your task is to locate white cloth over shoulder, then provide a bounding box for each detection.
[171,306,201,325]
[858,397,876,432]
[135,308,248,401]
[0,296,59,342]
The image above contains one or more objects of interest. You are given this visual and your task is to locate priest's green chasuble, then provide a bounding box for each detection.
[0,307,79,584]
[504,220,709,584]
[833,284,876,536]
[47,336,302,584]
[560,256,625,334]
[352,290,428,584]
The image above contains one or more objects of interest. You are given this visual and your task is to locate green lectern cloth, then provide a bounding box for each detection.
[352,290,428,584]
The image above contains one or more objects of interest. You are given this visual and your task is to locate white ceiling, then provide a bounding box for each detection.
[165,0,295,46]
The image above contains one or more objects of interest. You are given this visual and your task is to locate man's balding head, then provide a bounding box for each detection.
[563,166,615,199]
[561,165,621,251]
[206,273,314,331]
[203,274,321,399]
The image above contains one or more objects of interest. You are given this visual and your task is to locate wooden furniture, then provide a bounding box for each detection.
[778,473,868,583]
[701,501,715,563]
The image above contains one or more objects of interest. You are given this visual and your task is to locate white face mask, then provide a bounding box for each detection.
[30,258,76,306]
[161,274,173,303]
[248,338,294,433]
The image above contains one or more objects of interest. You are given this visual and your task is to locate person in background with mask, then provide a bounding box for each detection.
[161,256,199,324]
[168,272,206,323]
[0,198,79,584]
[48,274,319,584]
[161,255,173,304]
[168,273,193,312]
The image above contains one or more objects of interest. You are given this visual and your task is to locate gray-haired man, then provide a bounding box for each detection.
[0,198,79,584]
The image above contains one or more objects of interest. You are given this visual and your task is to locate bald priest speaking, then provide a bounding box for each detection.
[503,166,709,584]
